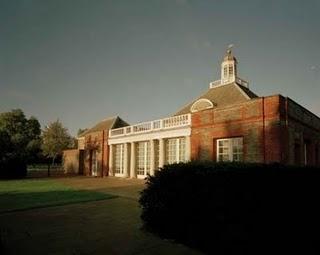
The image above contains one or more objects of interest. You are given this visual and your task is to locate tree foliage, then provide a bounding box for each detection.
[41,120,72,164]
[0,109,41,178]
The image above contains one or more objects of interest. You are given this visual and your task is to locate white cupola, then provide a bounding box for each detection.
[221,47,238,85]
[209,46,249,89]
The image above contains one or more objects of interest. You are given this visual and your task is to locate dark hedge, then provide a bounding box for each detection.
[139,161,320,254]
[0,159,27,179]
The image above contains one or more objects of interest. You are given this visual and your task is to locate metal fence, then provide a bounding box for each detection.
[27,164,66,178]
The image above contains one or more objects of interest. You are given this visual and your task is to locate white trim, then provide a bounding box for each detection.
[114,144,125,175]
[109,145,114,176]
[185,136,191,161]
[159,138,165,168]
[176,138,180,162]
[216,137,243,162]
[136,141,150,178]
[109,127,191,145]
[115,173,126,177]
[123,143,129,177]
[130,142,136,178]
[150,139,155,176]
[190,98,214,113]
[109,114,191,138]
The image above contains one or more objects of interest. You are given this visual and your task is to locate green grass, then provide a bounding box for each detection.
[0,179,115,213]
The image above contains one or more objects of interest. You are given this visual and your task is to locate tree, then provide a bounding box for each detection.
[41,120,72,166]
[0,109,41,178]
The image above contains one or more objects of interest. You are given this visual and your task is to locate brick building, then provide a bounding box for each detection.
[63,48,320,177]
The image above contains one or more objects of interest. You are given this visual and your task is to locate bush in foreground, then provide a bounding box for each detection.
[139,161,320,254]
[0,159,27,179]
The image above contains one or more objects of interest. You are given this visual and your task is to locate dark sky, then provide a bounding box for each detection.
[1,0,319,135]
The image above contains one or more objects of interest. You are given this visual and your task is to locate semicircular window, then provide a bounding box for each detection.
[190,99,214,113]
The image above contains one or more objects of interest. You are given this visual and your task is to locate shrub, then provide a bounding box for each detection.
[0,158,27,179]
[139,161,320,254]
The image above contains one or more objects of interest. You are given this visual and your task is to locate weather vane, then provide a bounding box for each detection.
[227,44,234,53]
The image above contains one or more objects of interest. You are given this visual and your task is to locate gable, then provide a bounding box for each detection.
[79,116,129,137]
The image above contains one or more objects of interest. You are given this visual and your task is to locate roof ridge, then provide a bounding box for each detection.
[77,116,120,138]
[100,115,119,121]
[109,116,118,129]
[234,83,250,100]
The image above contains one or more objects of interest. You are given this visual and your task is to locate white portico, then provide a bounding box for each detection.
[108,114,191,179]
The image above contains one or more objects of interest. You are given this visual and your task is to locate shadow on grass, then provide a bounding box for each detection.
[0,190,117,214]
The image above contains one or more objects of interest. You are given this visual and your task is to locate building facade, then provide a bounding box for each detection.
[63,48,320,178]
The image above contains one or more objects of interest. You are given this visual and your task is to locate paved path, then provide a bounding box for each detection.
[0,177,202,255]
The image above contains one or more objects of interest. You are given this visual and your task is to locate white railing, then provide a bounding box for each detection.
[209,76,249,88]
[235,77,249,88]
[109,113,191,138]
[209,79,221,88]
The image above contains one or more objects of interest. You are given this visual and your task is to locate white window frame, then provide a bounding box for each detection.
[137,141,150,178]
[115,144,125,176]
[216,137,243,162]
[165,137,186,164]
[190,99,214,113]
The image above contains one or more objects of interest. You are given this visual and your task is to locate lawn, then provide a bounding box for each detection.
[0,179,115,213]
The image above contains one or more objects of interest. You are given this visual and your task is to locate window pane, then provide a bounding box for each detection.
[217,137,243,162]
[232,138,243,162]
[166,138,177,164]
[115,144,124,174]
[179,138,186,162]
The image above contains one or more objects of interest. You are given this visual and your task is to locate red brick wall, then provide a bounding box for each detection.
[83,130,109,176]
[191,95,320,166]
[63,149,79,174]
[286,98,320,166]
[191,95,284,164]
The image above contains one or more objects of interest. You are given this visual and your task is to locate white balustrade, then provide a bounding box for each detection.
[209,77,249,88]
[110,128,125,136]
[133,121,152,133]
[109,114,191,138]
[153,120,161,129]
[235,77,249,88]
[209,80,221,88]
[126,126,132,134]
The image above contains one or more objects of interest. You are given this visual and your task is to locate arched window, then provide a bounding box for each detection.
[190,99,214,113]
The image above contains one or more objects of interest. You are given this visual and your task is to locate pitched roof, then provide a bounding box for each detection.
[174,82,258,116]
[79,116,129,137]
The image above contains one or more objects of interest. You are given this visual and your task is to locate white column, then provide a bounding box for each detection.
[159,138,165,168]
[150,139,155,176]
[123,143,129,177]
[130,142,136,178]
[185,136,191,162]
[108,145,114,176]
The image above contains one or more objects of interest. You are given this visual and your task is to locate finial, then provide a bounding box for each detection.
[227,44,234,54]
